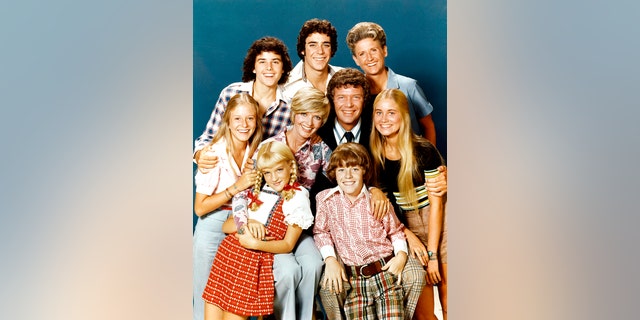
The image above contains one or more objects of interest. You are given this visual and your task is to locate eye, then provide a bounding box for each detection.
[313,115,322,121]
[308,43,316,48]
[323,43,331,48]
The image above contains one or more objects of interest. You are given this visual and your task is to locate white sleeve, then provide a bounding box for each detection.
[281,188,314,230]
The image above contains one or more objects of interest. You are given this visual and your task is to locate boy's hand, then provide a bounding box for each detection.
[382,251,408,285]
[321,257,348,294]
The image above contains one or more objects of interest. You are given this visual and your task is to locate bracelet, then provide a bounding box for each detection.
[224,188,233,199]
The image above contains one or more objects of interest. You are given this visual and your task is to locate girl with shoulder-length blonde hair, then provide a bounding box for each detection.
[370,88,448,320]
[192,92,263,320]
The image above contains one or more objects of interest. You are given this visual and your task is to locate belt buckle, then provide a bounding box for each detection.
[359,264,372,278]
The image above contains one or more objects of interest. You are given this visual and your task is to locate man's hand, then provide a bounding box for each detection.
[195,146,219,174]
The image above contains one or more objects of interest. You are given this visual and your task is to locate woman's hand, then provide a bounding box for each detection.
[426,258,441,285]
[405,229,429,266]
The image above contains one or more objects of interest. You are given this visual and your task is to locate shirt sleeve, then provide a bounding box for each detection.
[194,86,235,153]
[281,187,314,230]
[232,189,251,230]
[312,191,336,259]
[406,81,434,118]
[194,165,222,196]
[383,205,408,255]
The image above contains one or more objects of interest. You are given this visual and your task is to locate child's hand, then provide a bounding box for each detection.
[245,220,268,240]
[382,251,408,285]
[321,257,348,294]
[236,170,257,191]
[235,229,260,249]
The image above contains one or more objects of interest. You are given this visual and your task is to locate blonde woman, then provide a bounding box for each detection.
[192,93,263,320]
[370,89,447,320]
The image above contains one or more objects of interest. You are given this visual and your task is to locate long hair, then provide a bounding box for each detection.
[249,141,299,210]
[370,89,421,207]
[209,93,264,158]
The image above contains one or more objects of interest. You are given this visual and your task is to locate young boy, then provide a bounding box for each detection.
[313,143,411,320]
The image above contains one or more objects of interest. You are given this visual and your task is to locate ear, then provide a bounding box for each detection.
[253,69,256,73]
[383,45,388,58]
[351,54,360,67]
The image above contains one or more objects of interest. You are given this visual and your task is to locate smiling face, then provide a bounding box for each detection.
[291,111,324,140]
[332,85,365,130]
[253,51,284,88]
[303,32,332,73]
[373,98,402,139]
[261,160,293,192]
[335,165,365,201]
[228,103,258,143]
[351,38,388,76]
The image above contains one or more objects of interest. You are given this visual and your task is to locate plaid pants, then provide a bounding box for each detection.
[319,257,425,320]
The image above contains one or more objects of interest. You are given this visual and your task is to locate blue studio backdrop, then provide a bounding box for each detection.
[193,0,447,227]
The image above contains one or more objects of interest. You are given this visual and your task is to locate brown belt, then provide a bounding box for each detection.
[345,255,393,279]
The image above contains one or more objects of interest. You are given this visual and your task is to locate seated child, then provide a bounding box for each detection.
[202,141,314,320]
[313,142,410,320]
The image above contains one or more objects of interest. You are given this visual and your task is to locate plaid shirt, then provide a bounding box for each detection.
[194,81,291,153]
[313,186,407,266]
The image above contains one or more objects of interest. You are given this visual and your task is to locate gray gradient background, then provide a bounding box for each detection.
[2,1,639,320]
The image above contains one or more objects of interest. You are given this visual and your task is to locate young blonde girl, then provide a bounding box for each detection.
[202,141,314,320]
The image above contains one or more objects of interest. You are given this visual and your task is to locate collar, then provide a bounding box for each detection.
[321,184,369,203]
[238,81,287,106]
[333,119,362,144]
[290,60,341,82]
[385,67,401,89]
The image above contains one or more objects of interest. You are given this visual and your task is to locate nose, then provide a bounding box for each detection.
[344,169,353,178]
[266,62,272,70]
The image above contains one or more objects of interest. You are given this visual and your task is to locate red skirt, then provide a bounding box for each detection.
[202,196,289,316]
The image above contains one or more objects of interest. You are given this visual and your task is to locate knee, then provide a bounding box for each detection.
[274,260,302,285]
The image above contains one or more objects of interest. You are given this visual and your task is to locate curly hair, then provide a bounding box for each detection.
[242,36,293,84]
[345,22,387,56]
[248,141,299,210]
[326,142,372,186]
[296,18,338,60]
[326,68,370,107]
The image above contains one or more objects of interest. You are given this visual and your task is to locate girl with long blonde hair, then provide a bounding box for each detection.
[370,89,447,320]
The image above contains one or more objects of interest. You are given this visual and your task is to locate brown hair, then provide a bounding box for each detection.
[242,36,293,84]
[326,142,372,186]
